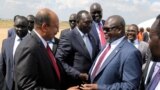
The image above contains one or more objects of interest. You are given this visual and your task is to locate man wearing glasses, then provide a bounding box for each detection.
[81,15,142,90]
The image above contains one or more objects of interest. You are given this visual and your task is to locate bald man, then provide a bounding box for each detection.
[14,8,67,90]
[81,15,142,90]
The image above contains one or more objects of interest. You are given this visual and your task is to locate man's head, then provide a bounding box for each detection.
[139,27,144,33]
[35,8,59,41]
[90,3,102,23]
[14,16,28,39]
[126,24,139,42]
[146,27,151,32]
[149,15,160,59]
[13,15,20,22]
[69,13,77,29]
[77,10,92,34]
[103,15,125,43]
[27,15,35,31]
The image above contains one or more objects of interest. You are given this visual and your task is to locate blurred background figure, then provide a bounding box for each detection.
[143,27,150,43]
[60,13,77,38]
[126,24,150,66]
[137,27,144,41]
[27,15,35,33]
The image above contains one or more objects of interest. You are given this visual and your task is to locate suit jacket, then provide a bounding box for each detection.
[138,41,150,64]
[51,37,59,55]
[14,31,67,90]
[59,28,70,39]
[90,20,105,52]
[0,36,16,90]
[89,37,142,90]
[8,28,16,38]
[143,32,149,43]
[55,28,98,85]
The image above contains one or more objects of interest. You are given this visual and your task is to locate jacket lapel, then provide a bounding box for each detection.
[93,38,127,80]
[73,29,91,59]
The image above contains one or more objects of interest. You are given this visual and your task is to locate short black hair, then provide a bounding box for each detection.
[76,10,90,23]
[130,24,139,31]
[35,11,51,28]
[13,15,20,22]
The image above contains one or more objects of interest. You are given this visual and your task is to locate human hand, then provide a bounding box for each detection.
[80,84,98,90]
[67,86,80,90]
[79,73,88,82]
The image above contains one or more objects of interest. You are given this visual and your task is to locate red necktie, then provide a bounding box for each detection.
[46,44,61,81]
[92,44,111,77]
[98,23,106,48]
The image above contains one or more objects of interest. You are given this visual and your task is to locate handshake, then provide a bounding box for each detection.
[67,73,98,90]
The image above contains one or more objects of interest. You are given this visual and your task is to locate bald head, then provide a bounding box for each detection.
[35,8,59,29]
[90,2,102,23]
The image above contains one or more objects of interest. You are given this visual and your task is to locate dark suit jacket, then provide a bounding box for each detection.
[14,31,67,90]
[59,28,70,39]
[8,28,16,38]
[90,20,105,52]
[143,32,149,42]
[51,37,59,55]
[0,36,16,90]
[55,28,98,85]
[89,37,142,90]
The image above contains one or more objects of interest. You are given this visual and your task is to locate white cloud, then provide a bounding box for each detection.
[150,1,160,12]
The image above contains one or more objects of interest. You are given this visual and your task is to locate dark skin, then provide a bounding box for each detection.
[77,12,92,34]
[126,25,138,43]
[80,15,125,90]
[90,3,102,23]
[27,15,35,31]
[69,14,77,29]
[14,16,28,39]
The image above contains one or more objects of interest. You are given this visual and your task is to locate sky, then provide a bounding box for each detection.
[0,0,160,24]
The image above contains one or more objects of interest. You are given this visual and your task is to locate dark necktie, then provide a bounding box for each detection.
[46,44,61,81]
[146,65,160,90]
[98,23,106,48]
[92,44,111,77]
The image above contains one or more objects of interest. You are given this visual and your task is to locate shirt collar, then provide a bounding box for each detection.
[93,20,103,26]
[76,27,88,37]
[15,35,21,41]
[33,30,47,48]
[110,36,125,46]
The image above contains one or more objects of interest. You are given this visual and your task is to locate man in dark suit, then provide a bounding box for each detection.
[89,3,106,52]
[48,37,59,55]
[81,15,142,90]
[143,27,150,43]
[14,8,67,90]
[0,16,28,90]
[60,13,77,38]
[140,15,160,90]
[56,10,98,86]
[126,24,150,65]
[7,15,20,38]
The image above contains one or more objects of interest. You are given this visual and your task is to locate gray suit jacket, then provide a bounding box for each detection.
[89,37,142,90]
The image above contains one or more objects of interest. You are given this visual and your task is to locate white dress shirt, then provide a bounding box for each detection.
[48,38,55,50]
[13,35,22,57]
[91,36,125,75]
[77,27,93,58]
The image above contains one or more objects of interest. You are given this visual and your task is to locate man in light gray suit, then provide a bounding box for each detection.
[126,24,150,65]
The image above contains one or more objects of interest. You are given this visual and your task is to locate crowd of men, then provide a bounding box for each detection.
[0,2,160,90]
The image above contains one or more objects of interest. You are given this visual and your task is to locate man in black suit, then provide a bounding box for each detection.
[56,10,98,86]
[60,13,77,38]
[140,15,160,90]
[14,8,67,90]
[90,3,106,52]
[0,16,28,90]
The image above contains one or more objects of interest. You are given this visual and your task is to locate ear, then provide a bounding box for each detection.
[41,23,48,33]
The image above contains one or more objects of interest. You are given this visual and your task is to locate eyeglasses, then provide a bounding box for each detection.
[69,20,76,23]
[103,26,119,32]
